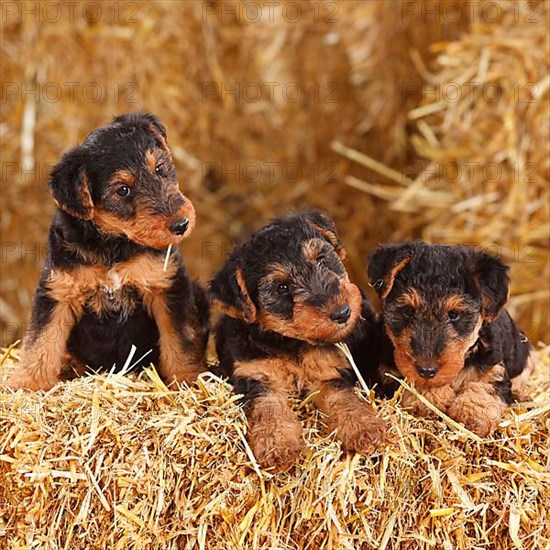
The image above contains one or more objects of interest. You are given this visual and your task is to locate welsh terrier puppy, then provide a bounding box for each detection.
[363,242,532,436]
[210,211,386,470]
[5,113,209,391]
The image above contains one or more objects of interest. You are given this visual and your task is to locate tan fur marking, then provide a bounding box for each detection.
[301,238,325,262]
[234,357,300,395]
[248,393,304,471]
[145,150,157,172]
[145,293,205,387]
[447,382,505,437]
[147,124,173,160]
[301,347,386,452]
[388,315,483,388]
[401,385,456,418]
[443,294,468,312]
[108,169,136,187]
[235,348,385,468]
[257,281,362,344]
[261,263,291,285]
[211,298,247,323]
[304,221,346,260]
[52,170,94,220]
[6,304,77,391]
[450,362,506,391]
[396,288,422,309]
[386,326,416,380]
[235,267,257,323]
[93,195,196,250]
[8,253,204,390]
[234,358,303,470]
[79,171,95,218]
[46,254,178,319]
[381,257,411,299]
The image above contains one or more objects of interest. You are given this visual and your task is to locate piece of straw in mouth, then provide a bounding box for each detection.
[163,244,172,272]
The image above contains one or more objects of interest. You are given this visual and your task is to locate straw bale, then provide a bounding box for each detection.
[1,344,549,549]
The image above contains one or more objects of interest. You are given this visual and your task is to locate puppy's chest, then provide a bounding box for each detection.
[280,347,348,394]
[47,254,175,316]
[89,270,140,317]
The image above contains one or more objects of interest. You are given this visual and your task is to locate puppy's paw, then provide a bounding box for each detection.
[447,385,505,437]
[401,385,455,418]
[3,368,50,392]
[0,371,35,391]
[248,420,305,471]
[163,365,206,389]
[332,410,386,454]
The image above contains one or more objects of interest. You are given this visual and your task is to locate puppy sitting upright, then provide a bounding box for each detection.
[365,242,532,437]
[6,113,209,391]
[210,212,386,470]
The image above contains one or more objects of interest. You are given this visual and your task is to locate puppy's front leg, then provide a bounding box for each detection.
[146,278,207,387]
[446,366,508,437]
[400,385,456,418]
[303,349,386,454]
[148,297,205,386]
[6,288,77,391]
[234,359,304,471]
[447,382,506,437]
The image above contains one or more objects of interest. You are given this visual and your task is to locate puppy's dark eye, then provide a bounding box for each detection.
[277,283,291,295]
[316,255,326,267]
[116,185,131,197]
[155,163,165,176]
[448,310,461,322]
[373,279,384,290]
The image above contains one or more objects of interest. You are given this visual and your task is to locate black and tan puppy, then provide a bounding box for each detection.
[5,113,209,391]
[362,242,532,436]
[210,212,386,470]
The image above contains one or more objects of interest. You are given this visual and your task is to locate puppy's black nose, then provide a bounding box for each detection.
[170,218,189,236]
[417,364,437,379]
[330,305,351,324]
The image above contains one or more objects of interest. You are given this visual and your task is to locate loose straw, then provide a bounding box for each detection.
[335,342,370,396]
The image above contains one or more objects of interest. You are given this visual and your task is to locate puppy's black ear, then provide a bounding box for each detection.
[142,113,167,139]
[48,146,94,220]
[112,112,168,139]
[367,243,414,299]
[470,251,510,321]
[304,210,346,260]
[209,260,257,323]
